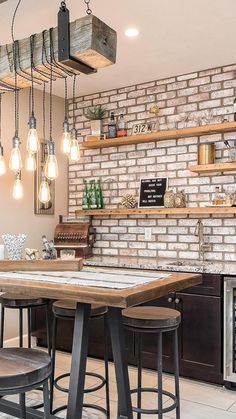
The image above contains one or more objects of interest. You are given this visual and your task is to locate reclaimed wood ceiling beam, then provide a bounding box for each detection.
[0,14,117,89]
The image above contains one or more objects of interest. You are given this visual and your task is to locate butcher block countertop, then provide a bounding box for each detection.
[0,266,201,308]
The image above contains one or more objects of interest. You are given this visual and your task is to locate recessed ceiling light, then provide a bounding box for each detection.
[125,28,139,38]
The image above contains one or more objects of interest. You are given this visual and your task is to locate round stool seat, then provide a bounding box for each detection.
[52,300,107,318]
[0,348,51,393]
[122,306,181,329]
[0,294,48,308]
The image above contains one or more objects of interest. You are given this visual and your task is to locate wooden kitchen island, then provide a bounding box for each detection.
[0,267,201,419]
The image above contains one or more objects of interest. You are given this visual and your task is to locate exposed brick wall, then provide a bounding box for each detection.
[68,64,236,261]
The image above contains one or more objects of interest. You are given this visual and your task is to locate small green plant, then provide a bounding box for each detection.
[85,105,107,120]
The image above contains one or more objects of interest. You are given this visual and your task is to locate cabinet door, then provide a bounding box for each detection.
[137,294,175,371]
[176,292,223,384]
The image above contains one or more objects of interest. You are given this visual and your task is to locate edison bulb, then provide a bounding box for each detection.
[44,154,58,180]
[70,139,80,162]
[38,178,51,203]
[27,128,39,153]
[9,143,22,172]
[13,176,24,200]
[0,155,6,176]
[25,153,36,172]
[62,131,71,155]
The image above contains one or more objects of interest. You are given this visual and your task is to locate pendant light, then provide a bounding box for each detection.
[0,95,6,176]
[61,77,71,155]
[13,171,24,200]
[9,43,22,173]
[39,84,51,204]
[69,75,80,162]
[38,176,51,204]
[44,58,59,180]
[26,36,39,155]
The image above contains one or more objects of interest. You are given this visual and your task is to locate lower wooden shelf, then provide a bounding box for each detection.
[76,207,236,216]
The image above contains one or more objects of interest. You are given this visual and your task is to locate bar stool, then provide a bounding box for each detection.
[50,300,110,417]
[0,347,51,419]
[0,293,51,352]
[0,293,51,411]
[122,306,181,419]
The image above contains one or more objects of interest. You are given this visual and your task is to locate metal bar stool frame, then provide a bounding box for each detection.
[0,348,51,419]
[50,307,110,417]
[124,323,180,419]
[0,297,51,411]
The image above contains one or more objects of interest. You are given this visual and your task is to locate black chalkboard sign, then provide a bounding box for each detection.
[138,178,168,208]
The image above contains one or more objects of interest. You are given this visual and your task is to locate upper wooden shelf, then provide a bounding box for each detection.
[76,207,236,216]
[189,162,236,173]
[82,121,236,149]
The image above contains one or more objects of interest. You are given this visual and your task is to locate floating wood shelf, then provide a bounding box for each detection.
[189,162,236,173]
[82,121,236,149]
[76,207,236,217]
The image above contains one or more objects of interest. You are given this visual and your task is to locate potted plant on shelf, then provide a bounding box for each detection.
[85,105,107,136]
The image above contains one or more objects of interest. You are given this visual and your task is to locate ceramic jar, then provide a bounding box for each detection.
[164,189,175,208]
[174,190,186,208]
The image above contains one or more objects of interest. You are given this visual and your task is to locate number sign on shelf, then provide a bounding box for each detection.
[138,178,168,208]
[132,122,158,135]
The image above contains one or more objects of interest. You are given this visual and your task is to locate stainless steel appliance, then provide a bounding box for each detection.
[224,277,236,384]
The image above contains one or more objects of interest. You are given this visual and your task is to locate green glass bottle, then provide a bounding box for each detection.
[82,180,90,210]
[97,180,104,209]
[89,180,97,209]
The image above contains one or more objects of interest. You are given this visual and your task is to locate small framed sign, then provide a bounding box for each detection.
[138,178,168,208]
[132,122,158,135]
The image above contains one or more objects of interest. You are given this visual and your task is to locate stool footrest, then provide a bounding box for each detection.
[130,387,178,415]
[54,371,106,394]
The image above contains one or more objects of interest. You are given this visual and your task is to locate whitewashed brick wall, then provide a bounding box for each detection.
[68,64,236,261]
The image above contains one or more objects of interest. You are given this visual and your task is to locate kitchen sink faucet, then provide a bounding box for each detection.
[194,219,211,260]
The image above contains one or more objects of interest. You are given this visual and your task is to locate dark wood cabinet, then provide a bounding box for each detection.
[31,272,223,385]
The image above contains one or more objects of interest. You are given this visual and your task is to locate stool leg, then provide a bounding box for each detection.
[27,308,31,348]
[19,308,23,348]
[174,328,180,419]
[50,315,57,413]
[45,304,51,356]
[43,379,50,419]
[0,306,5,348]
[137,332,142,419]
[157,332,163,419]
[104,316,110,418]
[19,393,26,419]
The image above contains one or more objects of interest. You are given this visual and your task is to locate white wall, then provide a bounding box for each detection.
[0,87,67,340]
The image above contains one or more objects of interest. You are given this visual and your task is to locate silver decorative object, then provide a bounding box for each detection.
[2,234,27,260]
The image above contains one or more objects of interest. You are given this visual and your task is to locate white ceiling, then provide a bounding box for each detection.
[1,0,236,98]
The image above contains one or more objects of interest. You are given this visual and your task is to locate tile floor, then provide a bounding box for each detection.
[0,350,236,418]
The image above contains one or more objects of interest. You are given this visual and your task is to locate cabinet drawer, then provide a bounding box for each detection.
[179,274,222,297]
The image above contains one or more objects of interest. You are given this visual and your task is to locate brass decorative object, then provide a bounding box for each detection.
[198,143,215,165]
[121,194,137,209]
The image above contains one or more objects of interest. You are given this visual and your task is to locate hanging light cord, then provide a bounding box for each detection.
[64,77,68,120]
[72,74,76,129]
[43,83,46,141]
[11,0,23,138]
[30,35,35,115]
[0,94,2,144]
[49,48,53,142]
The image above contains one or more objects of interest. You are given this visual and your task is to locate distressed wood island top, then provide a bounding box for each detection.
[0,267,202,308]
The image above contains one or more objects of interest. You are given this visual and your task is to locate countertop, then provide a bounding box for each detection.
[83,256,236,276]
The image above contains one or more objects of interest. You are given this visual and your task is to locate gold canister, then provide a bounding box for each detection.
[198,143,215,165]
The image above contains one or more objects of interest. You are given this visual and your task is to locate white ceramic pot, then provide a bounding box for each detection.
[90,120,102,135]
